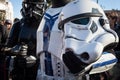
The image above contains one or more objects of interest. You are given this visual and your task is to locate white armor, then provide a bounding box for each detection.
[37,7,76,80]
[37,0,119,80]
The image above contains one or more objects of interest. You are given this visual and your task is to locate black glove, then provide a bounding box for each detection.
[11,44,28,56]
[63,51,88,74]
[1,44,28,56]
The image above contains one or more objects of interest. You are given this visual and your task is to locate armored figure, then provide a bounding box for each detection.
[1,0,47,80]
[37,0,119,80]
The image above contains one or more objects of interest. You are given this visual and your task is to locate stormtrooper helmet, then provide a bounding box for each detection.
[58,0,108,30]
[58,0,107,43]
[59,0,118,64]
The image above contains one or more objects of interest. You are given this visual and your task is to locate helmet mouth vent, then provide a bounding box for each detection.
[80,52,89,61]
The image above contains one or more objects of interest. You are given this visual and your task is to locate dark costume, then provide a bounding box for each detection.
[1,0,47,80]
[7,17,40,80]
[0,24,8,80]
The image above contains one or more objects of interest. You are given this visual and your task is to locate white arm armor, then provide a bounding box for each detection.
[89,52,117,74]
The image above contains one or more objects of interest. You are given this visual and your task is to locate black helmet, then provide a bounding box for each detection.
[21,0,47,19]
[50,0,72,8]
[5,19,12,24]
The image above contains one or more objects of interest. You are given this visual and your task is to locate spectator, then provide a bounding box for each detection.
[13,18,19,23]
[4,19,12,37]
[105,11,120,80]
[0,20,5,26]
[0,23,8,80]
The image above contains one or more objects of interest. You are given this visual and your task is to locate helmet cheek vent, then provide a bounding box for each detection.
[90,21,98,33]
[99,18,105,26]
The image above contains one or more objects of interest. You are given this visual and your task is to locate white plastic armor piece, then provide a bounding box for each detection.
[37,7,75,80]
[89,52,117,74]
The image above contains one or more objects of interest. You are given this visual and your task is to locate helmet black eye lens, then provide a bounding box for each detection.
[71,18,90,25]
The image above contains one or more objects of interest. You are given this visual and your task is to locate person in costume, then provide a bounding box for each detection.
[37,0,119,80]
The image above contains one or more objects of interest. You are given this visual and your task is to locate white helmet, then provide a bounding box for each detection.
[59,0,118,64]
[59,0,108,29]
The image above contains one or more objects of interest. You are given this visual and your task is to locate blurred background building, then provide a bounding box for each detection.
[0,0,14,23]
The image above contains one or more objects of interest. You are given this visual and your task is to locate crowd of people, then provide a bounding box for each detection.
[0,19,12,80]
[0,0,120,80]
[105,10,120,80]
